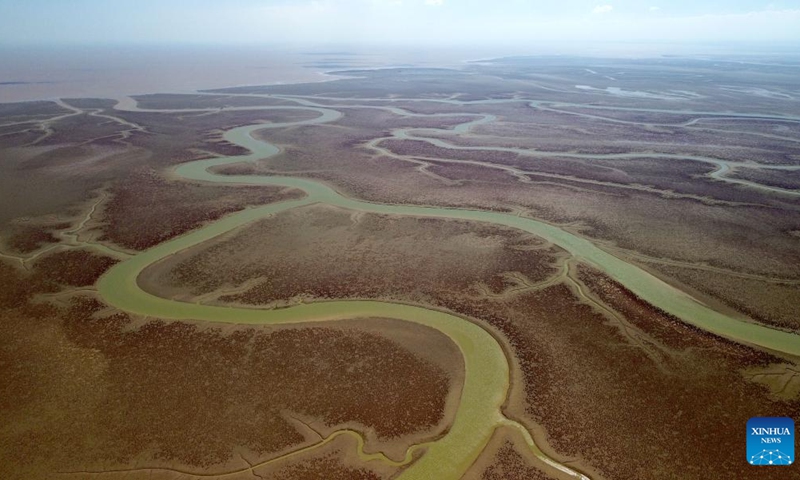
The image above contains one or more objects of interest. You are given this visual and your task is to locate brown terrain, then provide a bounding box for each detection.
[100,168,302,250]
[141,200,799,480]
[0,269,462,479]
[2,56,800,479]
[139,204,564,306]
[467,427,558,480]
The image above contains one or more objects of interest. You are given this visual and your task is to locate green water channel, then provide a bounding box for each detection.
[98,101,799,480]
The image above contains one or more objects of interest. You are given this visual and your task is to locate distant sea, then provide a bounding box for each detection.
[0,45,499,103]
[6,43,792,104]
[0,46,344,103]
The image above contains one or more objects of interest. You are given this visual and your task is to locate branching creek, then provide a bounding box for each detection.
[95,93,800,479]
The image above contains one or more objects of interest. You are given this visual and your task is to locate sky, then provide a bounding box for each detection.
[1,0,800,48]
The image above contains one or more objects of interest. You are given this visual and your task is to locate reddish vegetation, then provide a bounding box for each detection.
[264,455,384,480]
[132,93,302,110]
[143,205,562,305]
[0,292,455,477]
[138,198,800,479]
[0,250,116,309]
[428,278,798,479]
[5,225,58,253]
[32,249,118,287]
[0,260,47,308]
[644,261,800,332]
[504,280,795,480]
[254,439,390,480]
[575,265,779,358]
[0,100,69,123]
[4,64,800,479]
[101,168,303,249]
[480,440,555,480]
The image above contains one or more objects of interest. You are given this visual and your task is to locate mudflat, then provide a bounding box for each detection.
[2,56,799,480]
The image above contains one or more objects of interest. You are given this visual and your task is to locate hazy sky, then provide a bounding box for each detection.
[2,0,800,47]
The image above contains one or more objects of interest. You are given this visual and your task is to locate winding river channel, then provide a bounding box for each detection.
[98,95,800,479]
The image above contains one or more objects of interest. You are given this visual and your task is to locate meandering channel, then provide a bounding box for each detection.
[98,96,800,479]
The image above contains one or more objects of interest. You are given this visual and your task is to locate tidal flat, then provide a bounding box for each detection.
[1,55,799,480]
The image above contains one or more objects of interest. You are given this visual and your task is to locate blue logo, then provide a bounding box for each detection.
[747,417,794,466]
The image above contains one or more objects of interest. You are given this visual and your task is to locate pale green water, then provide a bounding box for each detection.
[174,118,800,357]
[98,99,798,479]
[99,103,591,479]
